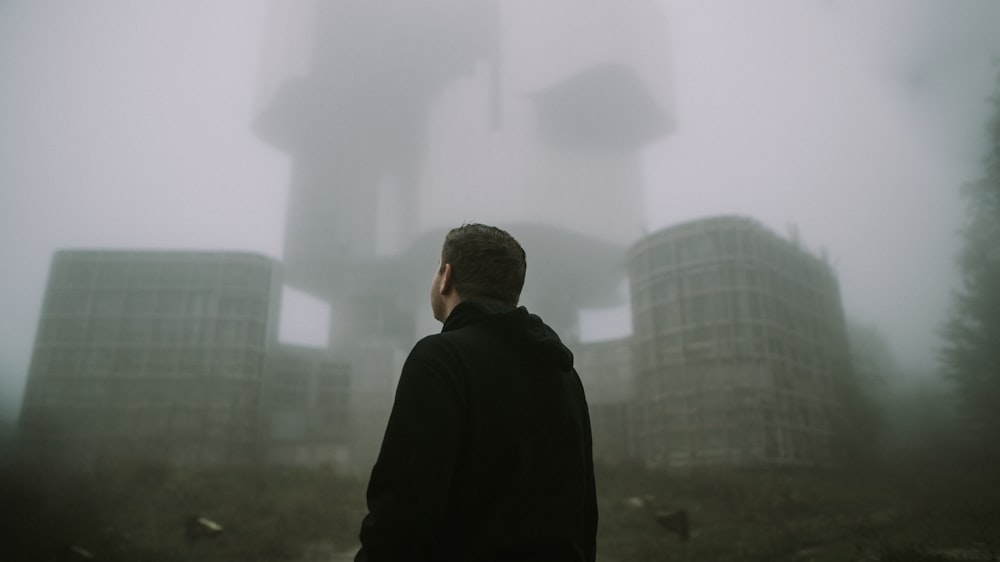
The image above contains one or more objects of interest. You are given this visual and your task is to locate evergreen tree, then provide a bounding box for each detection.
[940,73,1000,453]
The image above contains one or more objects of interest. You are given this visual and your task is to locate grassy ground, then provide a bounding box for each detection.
[0,462,367,561]
[595,462,1000,561]
[1,460,997,561]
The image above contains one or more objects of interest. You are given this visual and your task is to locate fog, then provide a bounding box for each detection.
[2,0,1000,420]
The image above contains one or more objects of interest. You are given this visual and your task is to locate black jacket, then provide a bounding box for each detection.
[356,300,597,561]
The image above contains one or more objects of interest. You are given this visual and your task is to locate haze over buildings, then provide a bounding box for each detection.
[18,218,854,469]
[19,250,278,467]
[3,1,1000,422]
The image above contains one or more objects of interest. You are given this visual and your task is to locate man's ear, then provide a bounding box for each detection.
[439,263,454,295]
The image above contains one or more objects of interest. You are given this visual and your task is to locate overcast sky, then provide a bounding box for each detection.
[2,1,999,418]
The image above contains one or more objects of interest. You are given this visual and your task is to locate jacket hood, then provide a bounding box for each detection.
[442,300,574,371]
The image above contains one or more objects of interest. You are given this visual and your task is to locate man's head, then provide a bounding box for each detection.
[431,223,526,321]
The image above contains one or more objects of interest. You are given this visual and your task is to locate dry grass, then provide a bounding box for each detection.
[595,461,1000,561]
[1,460,997,561]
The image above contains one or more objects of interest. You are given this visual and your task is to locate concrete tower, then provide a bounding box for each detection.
[254,0,675,342]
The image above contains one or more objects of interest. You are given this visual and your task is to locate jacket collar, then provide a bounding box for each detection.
[441,299,516,332]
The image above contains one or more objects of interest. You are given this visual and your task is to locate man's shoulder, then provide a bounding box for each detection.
[402,331,477,381]
[409,322,495,358]
[409,330,460,357]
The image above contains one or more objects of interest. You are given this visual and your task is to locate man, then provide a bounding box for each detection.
[356,223,598,561]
